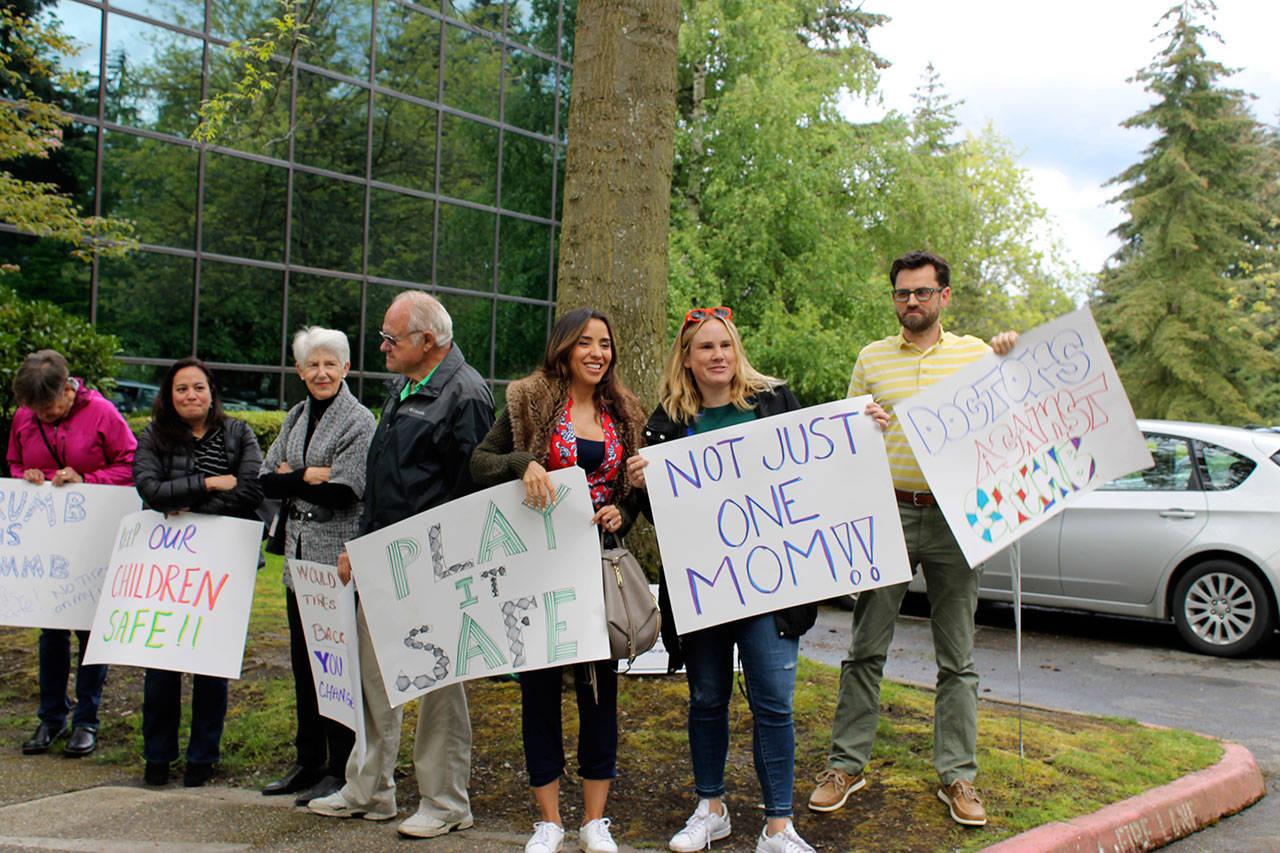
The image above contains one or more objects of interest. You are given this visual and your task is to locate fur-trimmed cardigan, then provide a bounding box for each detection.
[470,373,645,534]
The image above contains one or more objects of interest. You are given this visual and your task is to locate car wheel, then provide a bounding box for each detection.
[1172,560,1274,657]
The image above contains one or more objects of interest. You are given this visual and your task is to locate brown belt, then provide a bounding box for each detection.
[894,488,936,507]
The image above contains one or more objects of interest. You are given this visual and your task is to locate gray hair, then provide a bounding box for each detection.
[291,326,351,366]
[393,290,453,347]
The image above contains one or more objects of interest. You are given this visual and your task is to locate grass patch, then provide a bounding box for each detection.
[0,553,1223,850]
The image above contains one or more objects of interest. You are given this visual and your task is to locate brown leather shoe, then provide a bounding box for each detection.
[938,780,987,826]
[807,767,866,812]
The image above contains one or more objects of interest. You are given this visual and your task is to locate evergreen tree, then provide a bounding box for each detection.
[1096,0,1277,424]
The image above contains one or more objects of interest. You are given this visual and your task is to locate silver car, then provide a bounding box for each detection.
[910,420,1280,657]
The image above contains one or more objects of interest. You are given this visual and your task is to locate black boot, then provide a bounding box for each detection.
[262,763,323,795]
[22,722,68,755]
[63,726,97,758]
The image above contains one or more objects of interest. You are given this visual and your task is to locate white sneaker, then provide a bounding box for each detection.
[669,799,731,852]
[580,817,619,853]
[754,820,815,853]
[525,820,565,853]
[397,810,474,838]
[306,789,396,821]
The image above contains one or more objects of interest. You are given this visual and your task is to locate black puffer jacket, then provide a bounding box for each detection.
[133,417,264,520]
[642,385,819,672]
[359,344,495,534]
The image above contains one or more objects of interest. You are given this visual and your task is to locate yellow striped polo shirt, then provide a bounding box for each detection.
[847,329,990,492]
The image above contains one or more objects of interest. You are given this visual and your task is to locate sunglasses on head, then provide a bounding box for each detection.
[683,306,733,328]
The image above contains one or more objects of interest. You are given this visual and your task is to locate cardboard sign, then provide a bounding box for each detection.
[83,510,263,678]
[639,397,912,635]
[0,481,140,630]
[346,467,607,706]
[290,559,365,766]
[900,307,1152,566]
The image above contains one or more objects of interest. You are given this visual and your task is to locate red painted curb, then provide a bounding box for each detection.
[984,742,1265,852]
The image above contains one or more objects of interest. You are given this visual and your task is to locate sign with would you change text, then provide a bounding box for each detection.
[84,510,263,678]
[639,397,911,634]
[346,467,607,706]
[0,482,140,630]
[900,307,1151,566]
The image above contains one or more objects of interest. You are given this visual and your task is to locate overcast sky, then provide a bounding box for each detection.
[843,1,1280,277]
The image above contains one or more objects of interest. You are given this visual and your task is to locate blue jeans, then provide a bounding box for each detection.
[38,629,108,730]
[684,612,799,818]
[142,669,228,765]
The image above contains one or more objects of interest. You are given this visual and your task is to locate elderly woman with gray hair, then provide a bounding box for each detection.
[258,327,376,804]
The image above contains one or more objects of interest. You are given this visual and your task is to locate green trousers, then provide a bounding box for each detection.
[828,502,981,785]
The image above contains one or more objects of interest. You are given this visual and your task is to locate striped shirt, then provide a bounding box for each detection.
[847,329,990,492]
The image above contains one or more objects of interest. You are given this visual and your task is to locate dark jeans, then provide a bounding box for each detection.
[684,611,800,818]
[38,628,108,730]
[520,661,618,787]
[286,586,354,776]
[142,668,228,765]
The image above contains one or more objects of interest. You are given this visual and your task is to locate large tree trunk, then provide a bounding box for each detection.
[556,0,680,409]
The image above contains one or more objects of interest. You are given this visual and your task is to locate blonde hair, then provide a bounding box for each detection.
[658,316,779,424]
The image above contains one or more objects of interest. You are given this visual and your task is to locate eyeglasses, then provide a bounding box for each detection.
[683,306,733,328]
[378,328,425,345]
[891,287,944,303]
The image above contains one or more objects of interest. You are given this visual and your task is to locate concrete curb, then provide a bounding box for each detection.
[984,741,1266,852]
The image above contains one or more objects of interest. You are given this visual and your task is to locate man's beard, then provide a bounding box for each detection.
[897,304,939,333]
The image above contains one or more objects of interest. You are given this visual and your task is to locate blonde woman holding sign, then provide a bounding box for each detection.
[627,308,818,853]
[471,307,646,853]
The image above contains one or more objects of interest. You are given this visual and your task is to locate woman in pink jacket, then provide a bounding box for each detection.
[6,350,137,758]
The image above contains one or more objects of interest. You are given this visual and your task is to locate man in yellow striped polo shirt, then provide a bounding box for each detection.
[808,250,1017,828]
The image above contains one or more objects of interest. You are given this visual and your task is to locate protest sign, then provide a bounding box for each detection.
[899,307,1152,567]
[345,467,606,706]
[639,397,912,635]
[83,510,263,678]
[0,481,140,630]
[290,559,365,766]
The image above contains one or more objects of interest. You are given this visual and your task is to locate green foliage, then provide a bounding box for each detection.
[0,283,121,422]
[1095,1,1279,424]
[127,409,288,450]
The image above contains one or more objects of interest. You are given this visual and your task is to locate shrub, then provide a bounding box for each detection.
[127,409,288,452]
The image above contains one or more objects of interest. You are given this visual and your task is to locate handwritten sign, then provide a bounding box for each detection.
[639,398,912,635]
[291,559,365,766]
[346,467,607,706]
[0,482,140,630]
[900,307,1152,566]
[83,510,263,678]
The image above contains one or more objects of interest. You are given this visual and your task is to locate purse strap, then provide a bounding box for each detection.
[602,529,625,550]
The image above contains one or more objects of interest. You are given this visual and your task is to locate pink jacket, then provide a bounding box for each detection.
[6,380,137,485]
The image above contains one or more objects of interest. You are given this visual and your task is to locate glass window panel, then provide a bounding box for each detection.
[109,363,169,415]
[494,299,548,380]
[437,203,494,293]
[0,233,92,318]
[97,251,195,358]
[497,216,551,299]
[360,283,401,379]
[54,1,102,96]
[505,0,560,56]
[1104,435,1194,492]
[216,365,284,412]
[368,188,435,282]
[285,272,365,367]
[101,131,198,250]
[201,153,287,261]
[560,0,575,64]
[444,1,502,34]
[369,93,438,194]
[105,13,203,136]
[445,291,496,377]
[111,0,204,29]
[197,261,284,369]
[504,48,557,136]
[291,173,366,273]
[375,2,441,102]
[293,69,369,177]
[438,114,497,205]
[1197,442,1256,491]
[442,22,500,120]
[295,0,372,79]
[204,43,293,160]
[500,132,554,218]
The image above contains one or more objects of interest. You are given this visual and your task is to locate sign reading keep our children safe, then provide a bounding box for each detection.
[0,482,141,630]
[346,467,607,707]
[900,307,1152,567]
[639,397,912,635]
[83,510,263,678]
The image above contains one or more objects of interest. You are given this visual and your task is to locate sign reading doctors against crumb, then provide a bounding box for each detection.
[899,307,1151,567]
[346,467,606,706]
[639,397,912,635]
[83,510,262,678]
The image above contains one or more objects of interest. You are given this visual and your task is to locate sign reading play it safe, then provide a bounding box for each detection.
[639,397,911,635]
[83,510,262,678]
